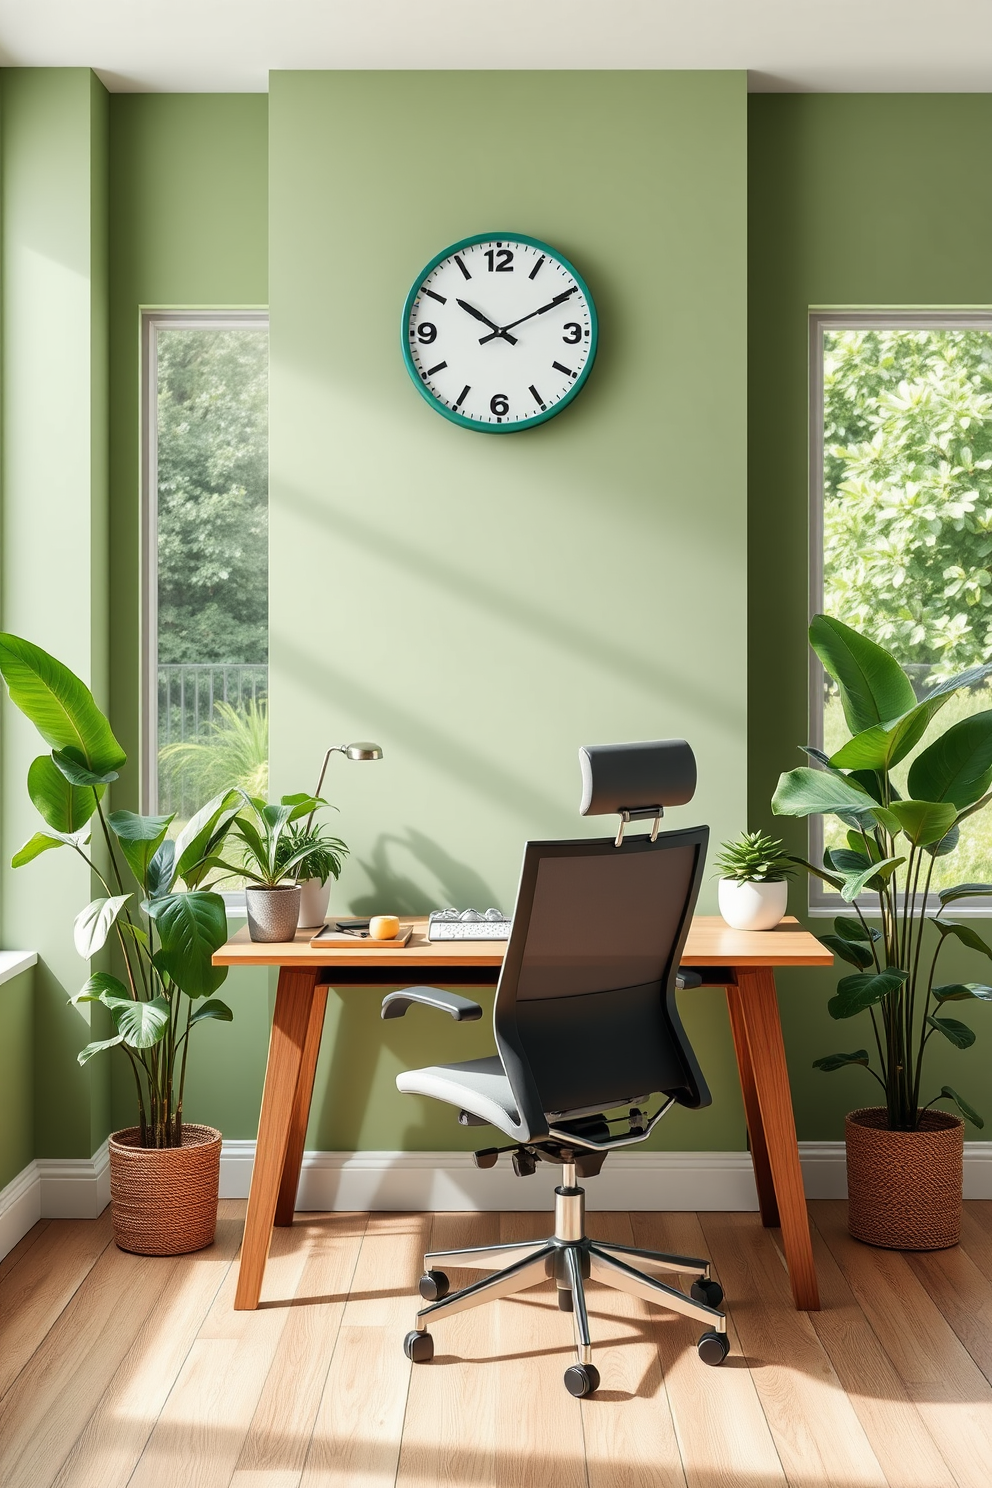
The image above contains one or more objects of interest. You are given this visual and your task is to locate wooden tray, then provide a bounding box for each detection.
[309,924,413,949]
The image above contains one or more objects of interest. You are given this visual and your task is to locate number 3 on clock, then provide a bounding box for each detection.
[401,232,598,432]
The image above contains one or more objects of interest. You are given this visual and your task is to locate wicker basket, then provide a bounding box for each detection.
[846,1106,963,1250]
[109,1124,221,1256]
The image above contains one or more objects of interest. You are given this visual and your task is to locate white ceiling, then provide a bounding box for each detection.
[0,0,990,94]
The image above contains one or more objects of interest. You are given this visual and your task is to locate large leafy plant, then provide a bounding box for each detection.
[773,615,992,1133]
[0,633,240,1148]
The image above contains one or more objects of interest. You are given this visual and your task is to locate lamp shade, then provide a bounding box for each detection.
[344,741,383,760]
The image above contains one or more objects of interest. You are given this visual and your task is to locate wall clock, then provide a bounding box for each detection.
[401,232,598,433]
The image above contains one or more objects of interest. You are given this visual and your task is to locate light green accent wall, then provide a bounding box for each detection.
[0,968,34,1187]
[0,69,111,1159]
[749,94,992,1139]
[270,71,749,1151]
[107,93,270,1138]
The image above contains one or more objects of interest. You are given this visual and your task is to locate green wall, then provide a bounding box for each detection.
[10,80,990,1168]
[269,71,749,1151]
[107,93,271,1137]
[749,94,992,1139]
[0,967,34,1187]
[0,69,111,1160]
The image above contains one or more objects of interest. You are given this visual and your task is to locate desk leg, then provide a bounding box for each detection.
[234,966,318,1311]
[725,984,779,1228]
[275,983,329,1226]
[729,967,820,1312]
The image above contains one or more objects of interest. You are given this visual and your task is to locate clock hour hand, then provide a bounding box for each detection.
[478,286,579,344]
[455,298,518,345]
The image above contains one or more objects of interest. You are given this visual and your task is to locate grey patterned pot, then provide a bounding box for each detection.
[245,884,302,942]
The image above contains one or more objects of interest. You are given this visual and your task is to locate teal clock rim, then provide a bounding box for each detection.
[400,231,598,434]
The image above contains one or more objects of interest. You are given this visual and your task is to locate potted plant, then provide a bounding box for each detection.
[715,830,794,930]
[773,614,992,1249]
[0,633,241,1256]
[277,821,349,927]
[226,792,324,942]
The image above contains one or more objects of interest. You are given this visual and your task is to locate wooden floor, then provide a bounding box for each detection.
[3,1202,992,1487]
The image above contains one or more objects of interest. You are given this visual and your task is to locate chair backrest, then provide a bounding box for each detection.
[492,826,710,1142]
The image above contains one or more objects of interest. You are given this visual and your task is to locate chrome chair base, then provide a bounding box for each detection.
[406,1165,729,1393]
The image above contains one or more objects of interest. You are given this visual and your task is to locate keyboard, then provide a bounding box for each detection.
[428,909,512,941]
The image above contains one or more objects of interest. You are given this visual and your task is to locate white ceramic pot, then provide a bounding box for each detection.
[298,877,331,927]
[718,877,788,931]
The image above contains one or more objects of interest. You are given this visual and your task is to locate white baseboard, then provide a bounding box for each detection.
[0,1162,42,1261]
[220,1142,762,1211]
[5,1137,992,1263]
[0,1140,110,1261]
[221,1138,992,1210]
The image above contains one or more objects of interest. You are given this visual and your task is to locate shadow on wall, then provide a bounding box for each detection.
[350,828,502,917]
[275,476,740,734]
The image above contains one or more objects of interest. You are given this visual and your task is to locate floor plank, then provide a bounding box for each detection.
[0,1220,182,1488]
[298,1211,432,1488]
[394,1211,501,1488]
[699,1210,889,1488]
[583,1210,688,1488]
[0,1210,114,1401]
[812,1198,992,1488]
[10,1202,992,1488]
[50,1204,245,1488]
[805,1209,956,1488]
[631,1211,787,1488]
[124,1220,316,1488]
[0,1219,51,1284]
[232,1211,369,1484]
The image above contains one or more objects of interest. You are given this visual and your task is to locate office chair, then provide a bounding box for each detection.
[381,739,728,1397]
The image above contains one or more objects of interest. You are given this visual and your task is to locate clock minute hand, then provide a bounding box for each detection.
[455,298,518,345]
[478,286,579,344]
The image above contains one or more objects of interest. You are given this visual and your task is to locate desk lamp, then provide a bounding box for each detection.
[305,740,383,830]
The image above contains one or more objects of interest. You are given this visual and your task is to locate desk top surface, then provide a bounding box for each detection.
[213,914,833,970]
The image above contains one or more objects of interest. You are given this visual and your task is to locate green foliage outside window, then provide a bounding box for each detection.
[157,328,268,666]
[821,327,992,891]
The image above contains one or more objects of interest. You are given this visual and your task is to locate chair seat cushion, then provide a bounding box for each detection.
[396,1055,520,1135]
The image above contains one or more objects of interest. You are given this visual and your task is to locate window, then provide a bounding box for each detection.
[141,312,269,832]
[809,311,992,910]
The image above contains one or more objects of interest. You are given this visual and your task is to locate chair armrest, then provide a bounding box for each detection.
[380,987,484,1021]
[675,968,702,990]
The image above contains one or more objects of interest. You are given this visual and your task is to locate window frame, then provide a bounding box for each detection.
[140,308,269,911]
[807,308,992,917]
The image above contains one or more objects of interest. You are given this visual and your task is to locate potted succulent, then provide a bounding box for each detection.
[226,792,324,942]
[773,614,992,1249]
[277,821,349,927]
[715,830,794,930]
[0,633,241,1256]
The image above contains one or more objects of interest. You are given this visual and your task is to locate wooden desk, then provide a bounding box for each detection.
[214,915,832,1312]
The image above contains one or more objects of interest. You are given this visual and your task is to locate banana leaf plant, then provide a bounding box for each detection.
[772,615,992,1133]
[0,633,242,1148]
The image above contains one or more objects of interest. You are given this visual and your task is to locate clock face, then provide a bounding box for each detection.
[402,233,598,433]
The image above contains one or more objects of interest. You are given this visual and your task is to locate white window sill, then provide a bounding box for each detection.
[0,951,38,987]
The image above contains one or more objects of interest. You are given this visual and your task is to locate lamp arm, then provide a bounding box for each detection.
[306,746,346,831]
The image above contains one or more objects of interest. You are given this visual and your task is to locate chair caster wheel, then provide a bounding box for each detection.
[419,1270,449,1301]
[404,1329,434,1363]
[691,1277,724,1308]
[557,1287,574,1312]
[564,1362,600,1397]
[697,1330,730,1366]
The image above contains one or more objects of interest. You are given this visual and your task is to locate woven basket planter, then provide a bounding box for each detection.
[846,1106,963,1250]
[109,1124,221,1256]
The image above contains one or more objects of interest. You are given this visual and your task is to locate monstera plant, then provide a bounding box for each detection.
[0,633,240,1152]
[772,615,992,1249]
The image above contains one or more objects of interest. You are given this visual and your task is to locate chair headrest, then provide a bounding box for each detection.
[578,739,697,818]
